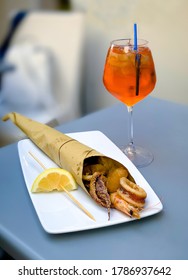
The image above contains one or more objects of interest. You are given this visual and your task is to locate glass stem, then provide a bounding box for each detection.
[127,106,135,152]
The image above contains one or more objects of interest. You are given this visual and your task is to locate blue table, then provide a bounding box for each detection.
[0,97,187,259]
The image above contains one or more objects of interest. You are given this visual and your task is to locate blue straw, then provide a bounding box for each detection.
[133,23,137,50]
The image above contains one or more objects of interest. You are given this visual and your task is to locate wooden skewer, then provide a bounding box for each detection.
[29,151,46,170]
[28,151,96,222]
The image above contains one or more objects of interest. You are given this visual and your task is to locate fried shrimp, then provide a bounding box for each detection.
[110,192,140,219]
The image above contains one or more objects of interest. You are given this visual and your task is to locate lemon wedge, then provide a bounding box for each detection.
[31,168,77,193]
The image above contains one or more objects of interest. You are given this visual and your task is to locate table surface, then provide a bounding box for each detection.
[0,96,188,260]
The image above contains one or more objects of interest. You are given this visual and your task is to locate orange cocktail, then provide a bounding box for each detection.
[103,38,157,167]
[103,39,156,106]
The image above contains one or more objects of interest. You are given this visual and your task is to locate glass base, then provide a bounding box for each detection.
[122,144,154,168]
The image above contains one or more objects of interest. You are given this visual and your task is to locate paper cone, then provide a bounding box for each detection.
[2,112,108,190]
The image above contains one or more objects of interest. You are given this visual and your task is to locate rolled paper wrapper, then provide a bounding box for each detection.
[2,112,117,191]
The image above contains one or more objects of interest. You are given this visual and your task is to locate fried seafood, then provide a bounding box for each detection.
[110,178,147,218]
[82,156,147,220]
[106,167,129,193]
[118,177,147,209]
[83,164,106,176]
[89,172,111,220]
[110,192,140,218]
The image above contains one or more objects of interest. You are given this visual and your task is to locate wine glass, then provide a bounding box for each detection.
[103,38,156,167]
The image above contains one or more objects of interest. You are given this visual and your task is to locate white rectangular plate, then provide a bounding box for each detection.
[18,131,163,234]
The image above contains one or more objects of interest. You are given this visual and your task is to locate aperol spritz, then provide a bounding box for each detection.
[103,39,156,167]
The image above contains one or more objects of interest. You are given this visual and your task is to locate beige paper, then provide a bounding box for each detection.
[2,112,109,190]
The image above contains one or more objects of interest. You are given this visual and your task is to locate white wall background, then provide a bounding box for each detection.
[71,0,188,113]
